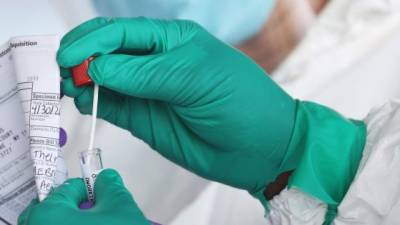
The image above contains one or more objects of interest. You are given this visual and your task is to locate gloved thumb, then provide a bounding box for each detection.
[94,169,134,204]
[94,169,152,225]
[43,178,87,208]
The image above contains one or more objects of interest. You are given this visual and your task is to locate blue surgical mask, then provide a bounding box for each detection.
[91,0,276,44]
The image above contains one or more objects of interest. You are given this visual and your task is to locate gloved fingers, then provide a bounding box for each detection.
[87,54,157,98]
[64,75,166,145]
[88,53,208,105]
[43,178,87,208]
[60,67,72,79]
[57,17,201,68]
[61,64,149,131]
[71,85,95,114]
[61,77,88,98]
[17,198,39,225]
[94,169,134,204]
[72,86,135,130]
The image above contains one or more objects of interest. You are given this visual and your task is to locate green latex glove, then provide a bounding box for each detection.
[18,169,151,225]
[58,17,297,197]
[58,17,366,216]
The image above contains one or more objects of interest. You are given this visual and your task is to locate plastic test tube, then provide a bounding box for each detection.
[72,58,100,209]
[72,58,162,224]
[79,148,103,209]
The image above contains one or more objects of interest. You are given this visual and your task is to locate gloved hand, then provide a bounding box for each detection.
[18,169,151,225]
[57,17,297,198]
[57,17,366,211]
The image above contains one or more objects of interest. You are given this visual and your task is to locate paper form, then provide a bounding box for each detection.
[0,36,67,225]
[0,41,36,225]
[10,36,64,201]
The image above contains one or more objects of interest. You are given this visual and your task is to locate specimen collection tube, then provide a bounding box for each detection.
[79,148,103,204]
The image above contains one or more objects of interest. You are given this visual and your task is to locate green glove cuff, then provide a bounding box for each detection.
[252,100,366,221]
[286,101,366,206]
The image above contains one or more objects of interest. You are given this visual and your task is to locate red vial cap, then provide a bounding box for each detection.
[71,57,94,87]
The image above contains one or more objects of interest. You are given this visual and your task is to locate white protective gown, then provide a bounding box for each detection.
[333,101,400,225]
[264,0,400,224]
[266,101,400,225]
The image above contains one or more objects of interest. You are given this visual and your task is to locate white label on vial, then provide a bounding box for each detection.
[80,163,102,202]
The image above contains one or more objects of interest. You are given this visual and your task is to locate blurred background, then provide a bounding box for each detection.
[1,0,400,224]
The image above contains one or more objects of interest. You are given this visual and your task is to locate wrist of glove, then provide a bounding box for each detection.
[18,169,151,225]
